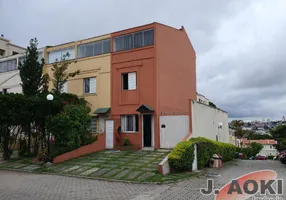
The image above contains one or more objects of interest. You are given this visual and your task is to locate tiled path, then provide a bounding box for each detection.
[0,160,285,200]
[0,150,170,182]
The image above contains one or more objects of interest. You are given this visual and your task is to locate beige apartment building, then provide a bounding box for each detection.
[0,36,25,58]
[43,34,111,134]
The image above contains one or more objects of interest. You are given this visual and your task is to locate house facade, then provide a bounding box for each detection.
[241,139,278,156]
[109,23,196,149]
[43,34,111,134]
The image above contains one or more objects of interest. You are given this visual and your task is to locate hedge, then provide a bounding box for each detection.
[189,137,236,169]
[168,141,195,171]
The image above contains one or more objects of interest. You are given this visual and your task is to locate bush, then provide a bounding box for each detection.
[189,137,236,169]
[124,137,130,146]
[268,155,275,160]
[168,141,194,171]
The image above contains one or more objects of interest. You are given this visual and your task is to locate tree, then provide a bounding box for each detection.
[19,38,44,96]
[51,53,80,95]
[250,142,263,156]
[270,125,286,151]
[231,120,245,138]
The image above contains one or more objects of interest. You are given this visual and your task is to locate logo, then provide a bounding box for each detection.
[200,170,284,200]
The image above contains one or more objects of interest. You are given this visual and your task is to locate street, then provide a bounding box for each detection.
[0,160,285,200]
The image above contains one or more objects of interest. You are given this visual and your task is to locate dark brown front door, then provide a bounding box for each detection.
[143,115,152,147]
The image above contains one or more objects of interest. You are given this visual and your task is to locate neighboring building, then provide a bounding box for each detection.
[191,101,230,143]
[0,36,25,58]
[43,35,111,134]
[229,128,236,146]
[241,139,278,156]
[197,93,209,105]
[0,49,44,94]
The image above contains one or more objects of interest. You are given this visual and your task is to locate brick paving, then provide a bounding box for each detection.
[0,160,285,200]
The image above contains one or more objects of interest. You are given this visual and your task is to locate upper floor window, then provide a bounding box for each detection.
[48,47,75,64]
[114,29,154,52]
[0,49,5,56]
[122,72,136,90]
[84,77,96,94]
[77,39,111,59]
[0,59,17,73]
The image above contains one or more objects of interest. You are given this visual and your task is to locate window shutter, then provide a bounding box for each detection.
[90,77,96,93]
[121,116,126,132]
[128,72,136,90]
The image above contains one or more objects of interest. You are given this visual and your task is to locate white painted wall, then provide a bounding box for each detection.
[259,145,278,156]
[191,101,229,143]
[160,115,189,148]
[0,70,22,93]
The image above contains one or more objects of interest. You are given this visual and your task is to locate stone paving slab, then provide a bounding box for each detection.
[90,159,106,163]
[141,167,157,172]
[102,169,121,177]
[114,170,130,179]
[101,164,117,168]
[12,163,28,169]
[91,168,111,177]
[79,167,99,176]
[70,167,90,175]
[138,172,155,180]
[21,165,41,171]
[62,166,81,173]
[127,171,142,179]
[53,165,71,172]
[80,162,99,166]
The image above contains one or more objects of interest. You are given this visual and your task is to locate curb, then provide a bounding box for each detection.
[0,167,202,185]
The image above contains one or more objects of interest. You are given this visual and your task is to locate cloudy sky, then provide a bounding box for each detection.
[1,0,285,119]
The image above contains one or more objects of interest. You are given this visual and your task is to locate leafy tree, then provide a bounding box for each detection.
[46,102,94,158]
[270,124,286,151]
[51,53,80,95]
[231,120,245,138]
[247,133,273,140]
[19,38,44,96]
[250,142,263,156]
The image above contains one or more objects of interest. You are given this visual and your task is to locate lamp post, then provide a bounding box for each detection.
[46,94,54,154]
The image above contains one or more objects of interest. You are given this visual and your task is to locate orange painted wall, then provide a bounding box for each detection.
[53,134,106,163]
[111,24,159,148]
[155,24,197,115]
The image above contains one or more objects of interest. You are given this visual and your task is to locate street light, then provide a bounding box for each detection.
[46,94,54,154]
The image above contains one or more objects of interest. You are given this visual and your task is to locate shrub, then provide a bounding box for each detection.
[124,137,130,146]
[268,155,275,160]
[189,137,236,169]
[168,141,194,171]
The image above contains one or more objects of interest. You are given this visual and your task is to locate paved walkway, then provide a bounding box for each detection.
[0,160,285,200]
[0,150,170,182]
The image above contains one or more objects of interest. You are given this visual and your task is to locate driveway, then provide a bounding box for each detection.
[0,160,285,200]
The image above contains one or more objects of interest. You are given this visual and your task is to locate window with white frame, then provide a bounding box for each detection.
[122,72,136,90]
[91,116,98,133]
[60,82,68,93]
[121,115,139,132]
[48,47,75,64]
[0,59,17,73]
[84,77,96,94]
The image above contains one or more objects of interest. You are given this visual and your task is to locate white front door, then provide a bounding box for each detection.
[105,120,114,149]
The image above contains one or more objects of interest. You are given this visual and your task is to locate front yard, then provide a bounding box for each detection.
[0,150,199,183]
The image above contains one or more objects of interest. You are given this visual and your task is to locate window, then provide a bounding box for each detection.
[113,29,154,52]
[0,59,17,73]
[121,115,139,132]
[60,82,68,93]
[84,77,96,94]
[12,51,18,55]
[48,47,75,64]
[122,72,136,90]
[0,49,5,56]
[77,39,111,59]
[91,117,98,133]
[3,89,8,94]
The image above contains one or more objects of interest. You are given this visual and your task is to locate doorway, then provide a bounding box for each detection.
[143,115,152,147]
